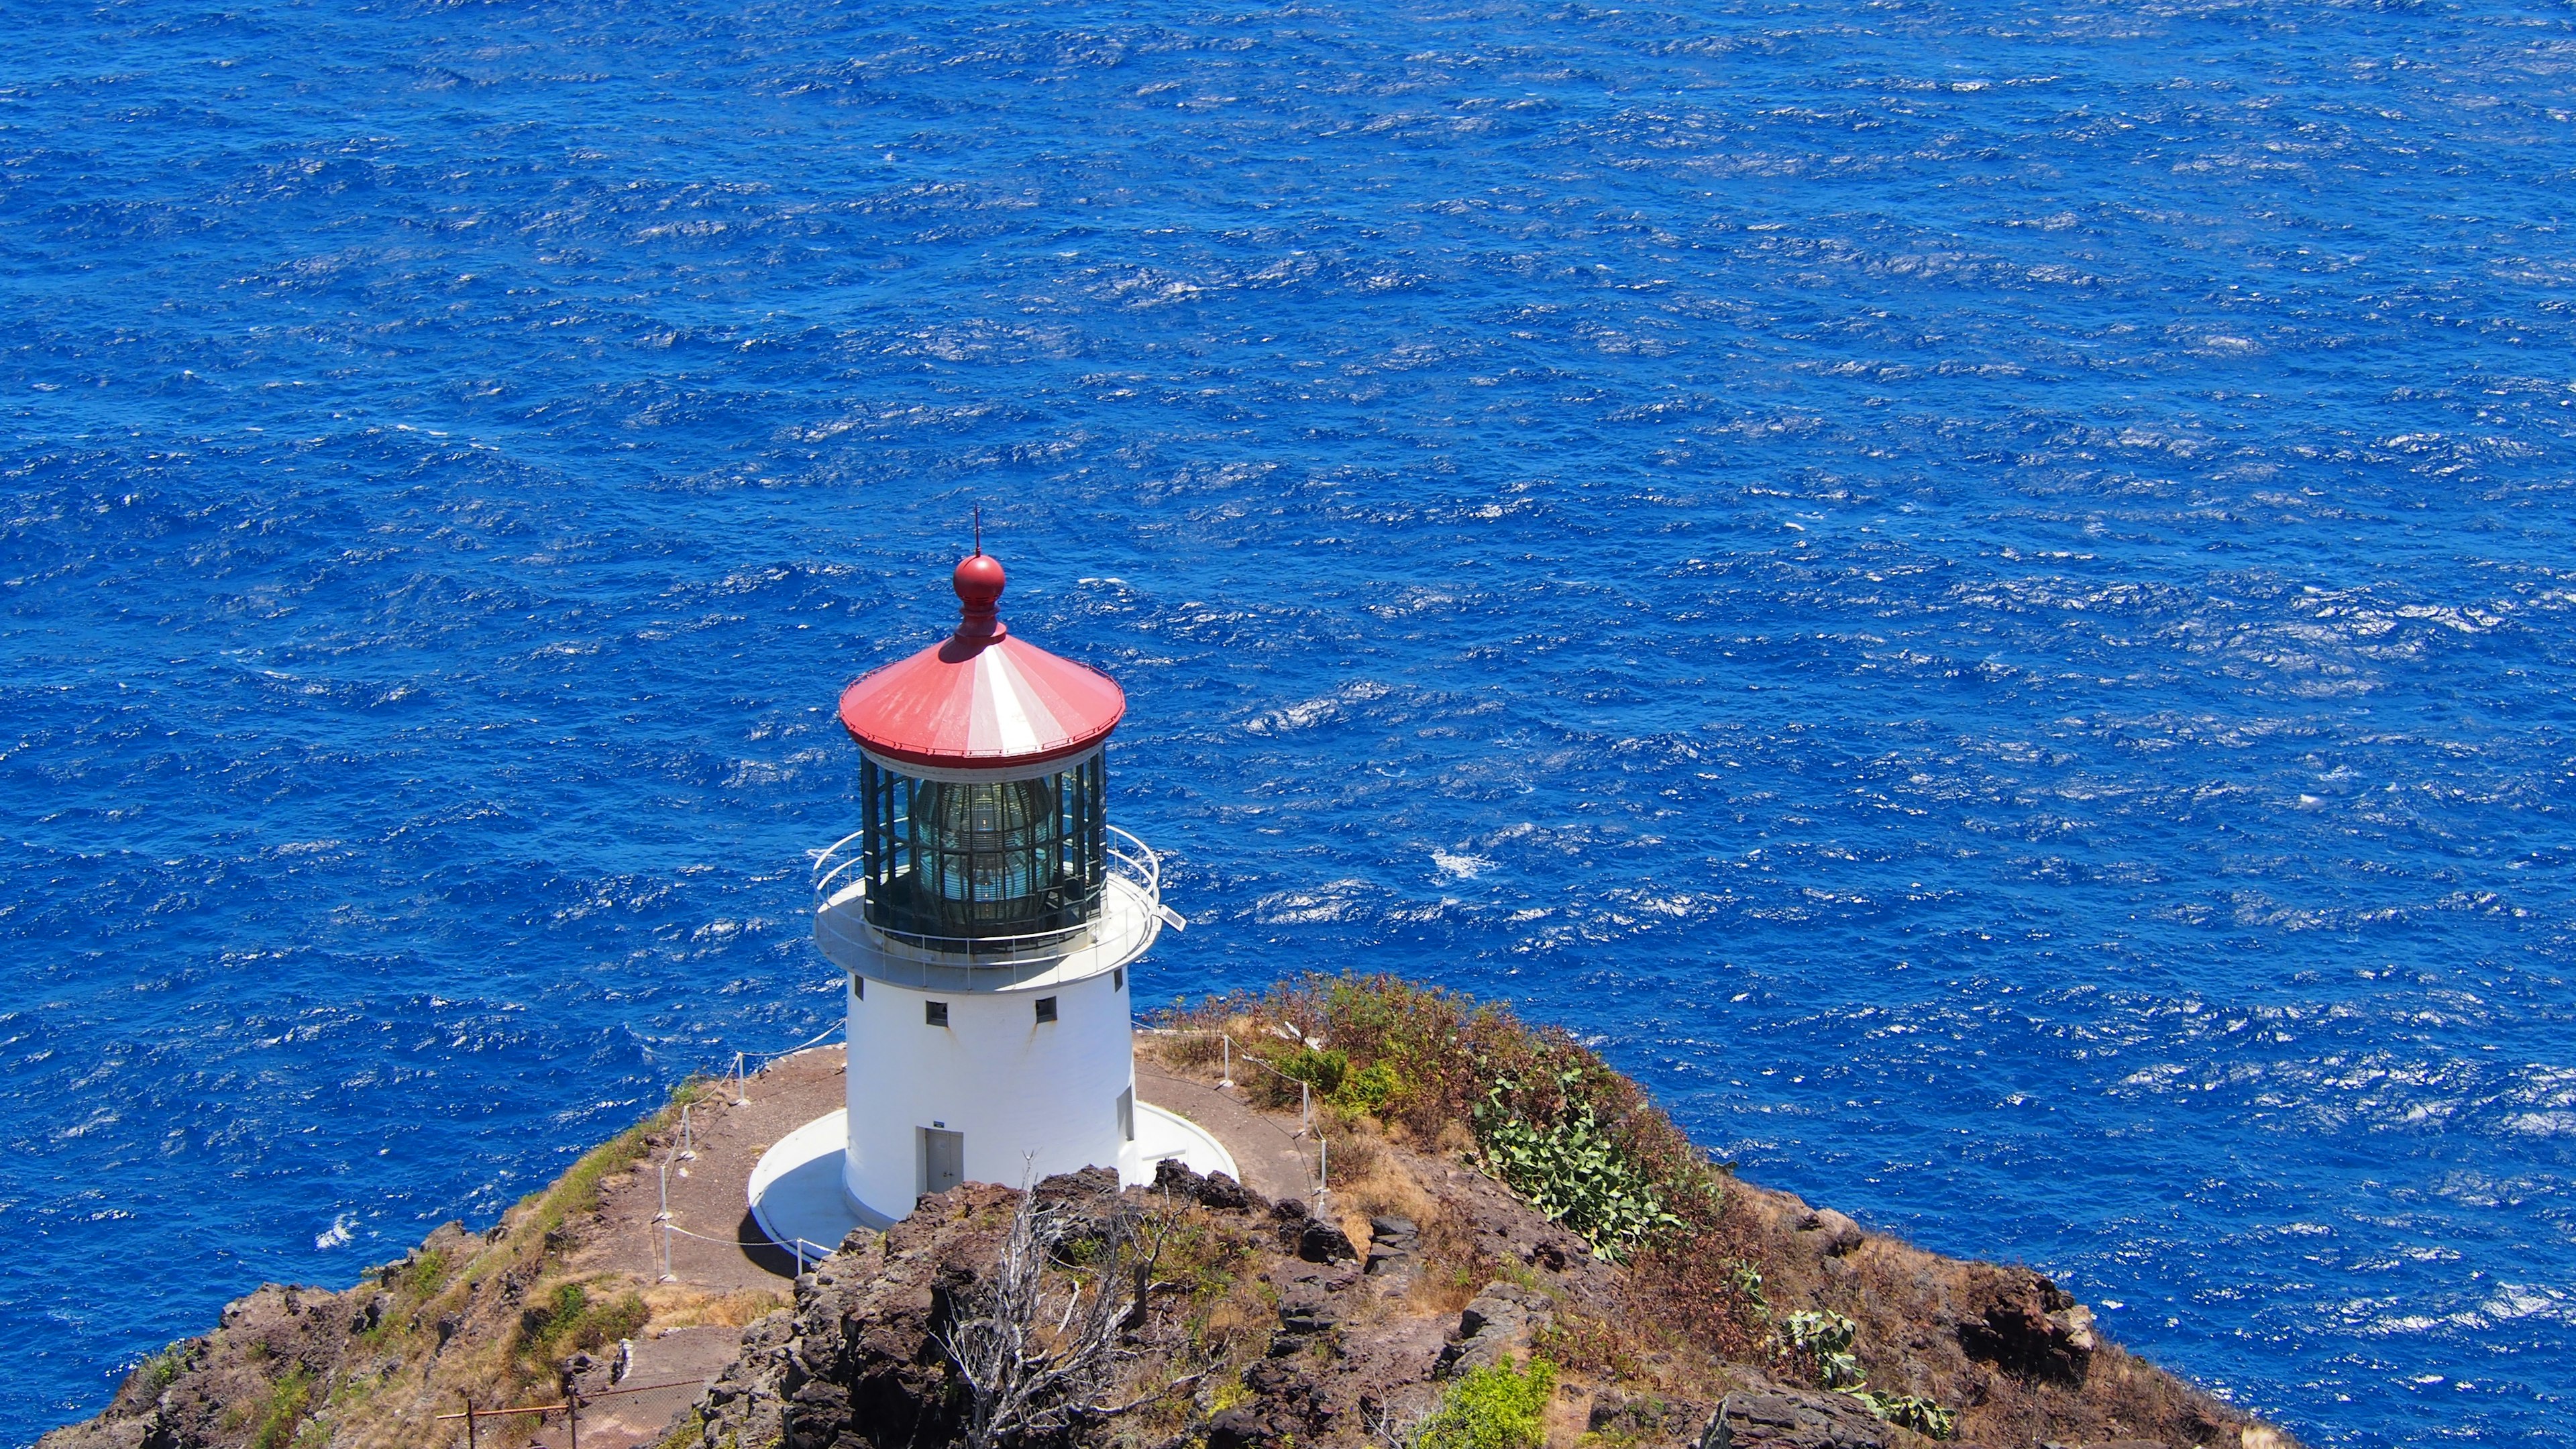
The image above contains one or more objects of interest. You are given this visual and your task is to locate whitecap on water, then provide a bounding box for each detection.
[1430,848,1492,881]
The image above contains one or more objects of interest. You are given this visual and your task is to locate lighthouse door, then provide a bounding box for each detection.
[922,1128,965,1195]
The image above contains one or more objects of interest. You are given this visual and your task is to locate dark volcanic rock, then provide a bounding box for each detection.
[1297,1216,1358,1263]
[1955,1266,2098,1385]
[697,1184,1020,1449]
[1590,1387,1707,1441]
[1364,1216,1418,1278]
[1197,1171,1261,1213]
[1698,1388,1888,1449]
[1433,1281,1554,1378]
[1209,1360,1335,1448]
[1158,1157,1265,1214]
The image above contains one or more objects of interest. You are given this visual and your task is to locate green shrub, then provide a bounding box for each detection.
[516,1282,649,1366]
[133,1344,187,1397]
[1418,1358,1556,1449]
[1337,1061,1400,1114]
[1777,1311,1960,1439]
[248,1367,315,1449]
[1472,1071,1682,1263]
[1278,1046,1348,1095]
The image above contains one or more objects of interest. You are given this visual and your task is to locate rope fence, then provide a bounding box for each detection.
[655,1218,838,1281]
[1135,1026,1333,1216]
[724,1016,849,1105]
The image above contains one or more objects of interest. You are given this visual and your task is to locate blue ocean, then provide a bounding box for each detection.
[5,0,2571,1442]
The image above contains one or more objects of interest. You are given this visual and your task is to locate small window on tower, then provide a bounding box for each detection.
[853,975,865,1000]
[925,1001,949,1028]
[1035,996,1058,1024]
[1112,967,1124,993]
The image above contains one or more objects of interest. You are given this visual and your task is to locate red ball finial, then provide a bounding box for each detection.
[953,551,1006,641]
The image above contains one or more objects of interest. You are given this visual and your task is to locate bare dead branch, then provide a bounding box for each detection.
[934,1178,1193,1449]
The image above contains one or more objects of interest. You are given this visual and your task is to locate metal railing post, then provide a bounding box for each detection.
[655,1161,671,1224]
[1300,1081,1311,1136]
[733,1051,749,1106]
[678,1103,696,1161]
[1220,1034,1233,1089]
[658,1224,676,1284]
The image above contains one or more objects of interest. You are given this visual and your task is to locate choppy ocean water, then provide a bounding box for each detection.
[5,0,2573,1441]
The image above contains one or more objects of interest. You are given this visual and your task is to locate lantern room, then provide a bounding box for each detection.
[826,547,1129,957]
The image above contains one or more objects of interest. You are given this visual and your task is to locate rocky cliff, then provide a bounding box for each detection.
[39,977,2303,1449]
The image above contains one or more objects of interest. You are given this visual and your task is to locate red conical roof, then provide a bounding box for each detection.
[837,552,1126,771]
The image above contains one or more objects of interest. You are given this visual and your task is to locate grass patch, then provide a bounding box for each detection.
[1418,1358,1556,1449]
[515,1281,650,1368]
[396,1247,451,1302]
[128,1342,189,1400]
[249,1366,315,1449]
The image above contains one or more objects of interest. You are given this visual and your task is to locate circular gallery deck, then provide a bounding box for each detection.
[747,1085,1240,1257]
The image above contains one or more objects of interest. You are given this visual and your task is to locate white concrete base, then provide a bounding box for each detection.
[748,1102,1238,1256]
[747,1110,892,1262]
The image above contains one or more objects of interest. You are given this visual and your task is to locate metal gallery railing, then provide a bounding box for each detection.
[810,822,1165,976]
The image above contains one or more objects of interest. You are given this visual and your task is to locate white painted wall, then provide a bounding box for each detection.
[841,963,1138,1219]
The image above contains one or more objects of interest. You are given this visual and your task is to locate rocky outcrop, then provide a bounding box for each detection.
[1796,1210,1865,1259]
[1699,1389,1888,1449]
[691,1189,1008,1449]
[1954,1265,2100,1385]
[1587,1387,1708,1441]
[38,1028,2307,1449]
[1433,1282,1554,1378]
[1362,1215,1418,1280]
[1151,1158,1267,1215]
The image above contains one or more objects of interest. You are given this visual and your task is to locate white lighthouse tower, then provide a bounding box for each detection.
[748,547,1234,1248]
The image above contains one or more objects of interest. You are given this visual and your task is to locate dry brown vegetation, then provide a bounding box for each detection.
[1152,973,2296,1449]
[56,1076,786,1449]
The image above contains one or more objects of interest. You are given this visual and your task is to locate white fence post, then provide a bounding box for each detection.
[1220,1034,1234,1089]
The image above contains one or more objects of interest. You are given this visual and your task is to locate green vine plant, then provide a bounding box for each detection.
[1777,1310,1863,1389]
[1774,1309,1960,1441]
[1726,1258,1771,1320]
[1469,1071,1683,1265]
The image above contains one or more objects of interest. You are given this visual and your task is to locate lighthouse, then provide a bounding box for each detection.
[747,548,1235,1248]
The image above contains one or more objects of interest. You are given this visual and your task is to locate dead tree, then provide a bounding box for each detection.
[934,1178,1193,1449]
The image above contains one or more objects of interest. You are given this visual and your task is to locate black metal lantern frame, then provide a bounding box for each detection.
[855,753,1108,947]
